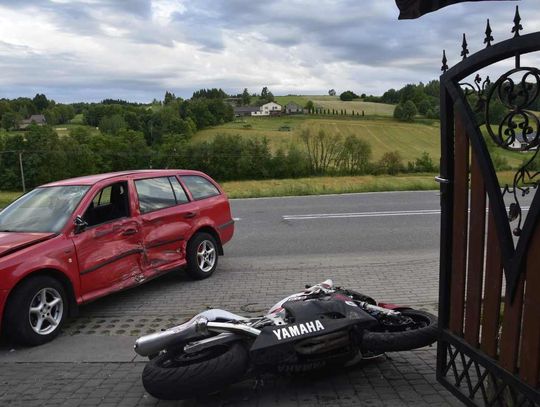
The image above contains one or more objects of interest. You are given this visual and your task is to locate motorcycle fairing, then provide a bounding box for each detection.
[282,295,374,323]
[249,318,364,365]
[249,299,376,366]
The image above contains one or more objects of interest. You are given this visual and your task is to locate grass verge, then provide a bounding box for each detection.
[222,171,519,199]
[0,191,24,208]
[221,174,440,198]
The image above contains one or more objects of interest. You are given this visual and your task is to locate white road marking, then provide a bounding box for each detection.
[283,209,440,220]
[233,217,242,221]
[283,206,530,221]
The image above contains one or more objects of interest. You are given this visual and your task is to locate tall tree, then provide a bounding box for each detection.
[300,129,342,174]
[164,91,176,105]
[33,94,50,112]
[241,88,251,105]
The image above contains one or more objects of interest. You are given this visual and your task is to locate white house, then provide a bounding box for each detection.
[510,132,538,150]
[251,102,282,116]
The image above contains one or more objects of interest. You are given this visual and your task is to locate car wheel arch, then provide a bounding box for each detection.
[188,226,223,255]
[5,269,78,321]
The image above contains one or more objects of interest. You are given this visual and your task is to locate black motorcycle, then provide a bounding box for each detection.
[134,279,438,400]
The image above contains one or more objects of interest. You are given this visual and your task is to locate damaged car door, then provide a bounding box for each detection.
[72,181,144,300]
[134,176,195,276]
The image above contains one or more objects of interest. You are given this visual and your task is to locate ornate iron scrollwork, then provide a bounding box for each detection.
[460,74,491,117]
[485,68,540,151]
[484,67,540,236]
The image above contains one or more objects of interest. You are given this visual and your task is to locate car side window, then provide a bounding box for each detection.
[93,186,112,207]
[83,182,130,227]
[180,176,220,200]
[135,177,178,214]
[169,177,189,204]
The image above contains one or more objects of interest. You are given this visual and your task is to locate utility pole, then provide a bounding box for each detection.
[18,152,26,193]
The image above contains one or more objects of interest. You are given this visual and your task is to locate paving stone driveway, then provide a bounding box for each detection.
[0,251,462,406]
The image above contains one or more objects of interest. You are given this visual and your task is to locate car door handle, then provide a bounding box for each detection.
[183,212,197,219]
[122,228,138,236]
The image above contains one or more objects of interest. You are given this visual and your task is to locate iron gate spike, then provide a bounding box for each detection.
[441,50,449,72]
[484,19,493,47]
[461,33,469,60]
[512,5,522,38]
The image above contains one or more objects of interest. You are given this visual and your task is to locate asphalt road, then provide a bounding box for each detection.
[227,190,443,258]
[226,188,535,259]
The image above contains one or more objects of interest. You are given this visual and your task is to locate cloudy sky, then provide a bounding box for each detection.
[0,0,538,103]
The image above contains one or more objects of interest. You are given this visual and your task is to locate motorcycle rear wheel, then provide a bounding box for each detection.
[142,342,249,400]
[361,309,437,352]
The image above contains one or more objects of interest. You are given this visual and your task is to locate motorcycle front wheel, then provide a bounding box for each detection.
[361,309,438,352]
[142,342,249,400]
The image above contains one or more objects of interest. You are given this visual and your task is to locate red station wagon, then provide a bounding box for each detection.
[0,170,234,346]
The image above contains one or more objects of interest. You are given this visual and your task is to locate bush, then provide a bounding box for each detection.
[378,151,403,175]
[407,152,438,173]
[393,104,404,120]
[339,91,359,101]
[393,101,418,122]
[417,99,432,116]
[336,135,372,175]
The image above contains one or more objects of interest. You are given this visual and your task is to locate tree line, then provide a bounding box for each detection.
[0,124,438,190]
[0,89,235,144]
[336,79,540,123]
[0,94,76,129]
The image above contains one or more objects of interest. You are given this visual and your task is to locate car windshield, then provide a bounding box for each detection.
[0,185,90,233]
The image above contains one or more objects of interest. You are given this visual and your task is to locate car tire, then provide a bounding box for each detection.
[186,233,219,280]
[4,275,68,346]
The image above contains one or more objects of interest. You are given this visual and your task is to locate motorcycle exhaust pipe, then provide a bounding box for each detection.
[134,309,249,357]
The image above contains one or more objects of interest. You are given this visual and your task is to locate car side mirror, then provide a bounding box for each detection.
[74,216,88,234]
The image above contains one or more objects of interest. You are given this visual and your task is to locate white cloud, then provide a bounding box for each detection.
[0,0,538,102]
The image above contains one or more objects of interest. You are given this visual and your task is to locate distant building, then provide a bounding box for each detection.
[234,102,284,117]
[510,132,538,150]
[285,102,304,114]
[233,106,260,117]
[19,114,47,129]
[252,102,282,116]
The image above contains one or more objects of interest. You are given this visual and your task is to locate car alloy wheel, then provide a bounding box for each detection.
[196,240,216,273]
[28,287,64,335]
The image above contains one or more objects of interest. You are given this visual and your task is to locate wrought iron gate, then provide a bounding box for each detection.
[436,8,540,407]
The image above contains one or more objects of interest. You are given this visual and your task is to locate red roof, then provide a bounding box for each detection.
[42,169,204,187]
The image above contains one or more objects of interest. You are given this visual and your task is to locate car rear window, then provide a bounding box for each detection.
[180,176,220,200]
[135,177,180,213]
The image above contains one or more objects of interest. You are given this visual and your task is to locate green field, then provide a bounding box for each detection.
[274,95,395,116]
[193,113,530,168]
[297,118,440,161]
[194,116,441,162]
[194,116,306,152]
[69,114,84,124]
[53,123,101,137]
